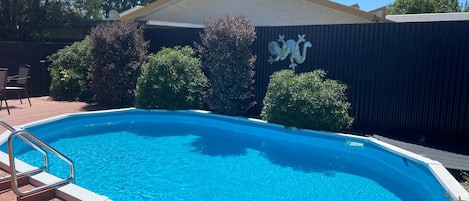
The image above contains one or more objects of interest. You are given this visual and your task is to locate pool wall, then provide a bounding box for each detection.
[1,108,468,201]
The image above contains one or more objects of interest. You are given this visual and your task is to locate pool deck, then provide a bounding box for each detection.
[0,96,468,192]
[0,96,101,128]
[373,135,469,171]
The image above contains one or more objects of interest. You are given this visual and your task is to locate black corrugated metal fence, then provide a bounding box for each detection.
[253,21,469,149]
[2,21,469,149]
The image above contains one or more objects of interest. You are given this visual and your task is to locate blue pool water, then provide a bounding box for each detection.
[4,109,451,201]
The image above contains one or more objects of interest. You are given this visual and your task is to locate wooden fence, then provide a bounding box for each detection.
[0,42,69,96]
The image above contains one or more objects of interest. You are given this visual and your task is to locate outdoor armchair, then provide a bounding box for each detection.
[0,69,10,114]
[6,64,31,106]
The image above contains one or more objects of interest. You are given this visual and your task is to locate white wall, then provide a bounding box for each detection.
[135,0,372,26]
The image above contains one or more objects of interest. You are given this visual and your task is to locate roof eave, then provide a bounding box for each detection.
[120,0,175,20]
[309,0,377,22]
[121,0,390,23]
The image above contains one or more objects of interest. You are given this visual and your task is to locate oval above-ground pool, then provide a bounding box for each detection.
[1,108,468,201]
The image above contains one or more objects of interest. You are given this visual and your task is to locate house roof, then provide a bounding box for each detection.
[120,0,390,26]
[369,6,387,18]
[386,12,469,22]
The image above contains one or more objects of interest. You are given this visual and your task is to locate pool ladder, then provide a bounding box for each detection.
[0,121,75,198]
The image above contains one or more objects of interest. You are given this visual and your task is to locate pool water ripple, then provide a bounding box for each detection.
[15,130,405,201]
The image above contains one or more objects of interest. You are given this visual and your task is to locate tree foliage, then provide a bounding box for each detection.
[0,0,156,41]
[103,0,156,18]
[434,0,462,12]
[463,0,469,11]
[89,20,148,107]
[387,0,462,14]
[197,15,257,116]
[0,0,85,41]
[74,0,107,20]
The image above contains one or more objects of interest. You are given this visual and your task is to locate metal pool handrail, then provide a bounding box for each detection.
[0,121,75,197]
[1,121,50,172]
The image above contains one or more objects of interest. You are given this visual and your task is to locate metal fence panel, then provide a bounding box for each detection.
[2,21,468,149]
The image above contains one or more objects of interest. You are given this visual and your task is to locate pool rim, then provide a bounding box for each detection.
[1,107,468,201]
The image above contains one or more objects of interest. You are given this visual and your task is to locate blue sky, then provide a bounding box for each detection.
[332,0,465,11]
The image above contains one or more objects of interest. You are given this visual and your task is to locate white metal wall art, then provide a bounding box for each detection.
[267,34,312,70]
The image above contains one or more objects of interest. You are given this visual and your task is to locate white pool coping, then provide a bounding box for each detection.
[365,134,469,201]
[1,108,468,201]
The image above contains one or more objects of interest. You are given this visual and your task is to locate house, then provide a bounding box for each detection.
[120,0,391,27]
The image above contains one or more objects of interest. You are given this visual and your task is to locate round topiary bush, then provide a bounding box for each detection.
[135,46,208,110]
[261,69,353,132]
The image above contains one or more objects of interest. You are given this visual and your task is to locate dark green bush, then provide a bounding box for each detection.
[47,37,94,102]
[261,69,353,132]
[135,46,208,110]
[197,15,256,116]
[89,20,148,107]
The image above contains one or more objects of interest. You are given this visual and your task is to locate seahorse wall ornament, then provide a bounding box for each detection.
[267,34,312,70]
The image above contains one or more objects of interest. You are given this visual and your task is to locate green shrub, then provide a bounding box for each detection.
[89,20,148,107]
[197,15,256,116]
[261,69,353,132]
[135,46,208,110]
[47,37,94,102]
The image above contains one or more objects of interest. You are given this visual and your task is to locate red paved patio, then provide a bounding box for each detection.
[0,96,102,128]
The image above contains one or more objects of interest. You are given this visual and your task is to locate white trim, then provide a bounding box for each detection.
[145,20,204,28]
[118,6,144,18]
[368,137,469,201]
[387,12,469,22]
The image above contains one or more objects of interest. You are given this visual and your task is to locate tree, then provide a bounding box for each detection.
[1,0,45,41]
[387,0,435,14]
[74,0,106,20]
[89,20,148,107]
[0,0,101,41]
[103,0,156,18]
[0,0,157,41]
[434,0,461,12]
[197,16,257,116]
[387,0,462,14]
[463,0,469,11]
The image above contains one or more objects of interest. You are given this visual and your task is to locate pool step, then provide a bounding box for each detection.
[16,187,61,201]
[0,175,29,191]
[1,185,62,201]
[0,122,110,201]
[0,161,111,201]
[0,166,66,201]
[0,168,43,187]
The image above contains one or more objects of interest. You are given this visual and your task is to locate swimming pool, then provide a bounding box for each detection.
[1,109,468,201]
